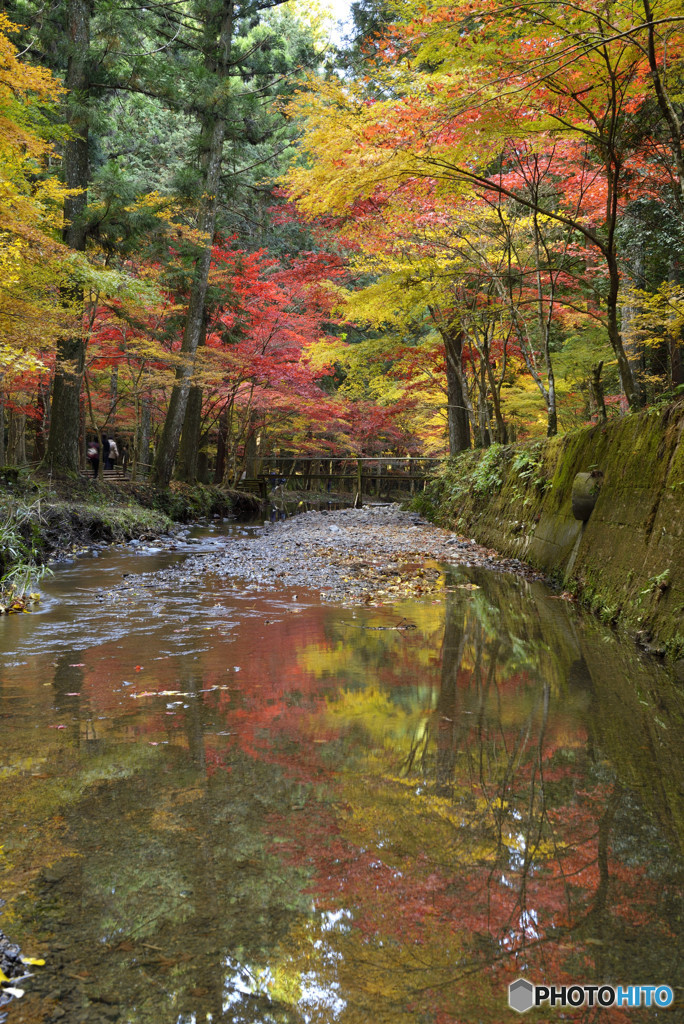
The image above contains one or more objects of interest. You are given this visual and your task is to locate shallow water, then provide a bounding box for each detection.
[0,523,682,1023]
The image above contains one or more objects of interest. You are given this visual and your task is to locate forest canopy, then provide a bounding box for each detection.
[1,0,683,479]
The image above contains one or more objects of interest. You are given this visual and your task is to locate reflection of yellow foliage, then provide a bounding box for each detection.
[326,686,432,751]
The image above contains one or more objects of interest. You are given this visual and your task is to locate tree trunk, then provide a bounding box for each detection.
[621,246,645,389]
[0,392,4,466]
[443,327,471,454]
[643,0,684,213]
[177,318,208,483]
[7,411,27,467]
[244,411,259,479]
[33,384,48,462]
[177,385,204,483]
[136,395,152,479]
[46,0,90,473]
[152,2,233,487]
[214,406,228,483]
[590,361,607,424]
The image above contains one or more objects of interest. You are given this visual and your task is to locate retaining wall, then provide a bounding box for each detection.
[420,403,684,656]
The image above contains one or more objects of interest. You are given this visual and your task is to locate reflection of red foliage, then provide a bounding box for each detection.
[72,592,668,1023]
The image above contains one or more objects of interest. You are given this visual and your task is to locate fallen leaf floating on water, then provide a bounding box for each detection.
[20,958,45,967]
[456,583,480,590]
[134,665,144,671]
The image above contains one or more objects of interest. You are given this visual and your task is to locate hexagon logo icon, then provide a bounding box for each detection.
[509,978,535,1013]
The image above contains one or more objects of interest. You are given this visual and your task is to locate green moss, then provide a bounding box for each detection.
[416,402,684,658]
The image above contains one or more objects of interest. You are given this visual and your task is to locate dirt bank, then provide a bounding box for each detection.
[0,476,260,578]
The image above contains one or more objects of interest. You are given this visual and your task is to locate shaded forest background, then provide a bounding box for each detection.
[2,0,684,486]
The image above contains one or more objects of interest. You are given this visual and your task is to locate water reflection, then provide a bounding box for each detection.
[0,554,682,1023]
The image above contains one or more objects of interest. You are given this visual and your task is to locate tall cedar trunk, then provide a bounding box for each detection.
[0,394,4,465]
[621,246,645,386]
[152,2,233,487]
[484,355,507,442]
[443,327,471,454]
[244,411,259,478]
[591,361,608,423]
[177,318,207,483]
[667,258,683,386]
[214,405,228,483]
[46,0,90,473]
[643,0,684,213]
[607,260,642,410]
[177,386,204,482]
[7,412,27,467]
[136,394,152,478]
[476,358,490,447]
[531,213,558,437]
[33,384,48,462]
[603,154,642,410]
[670,334,684,386]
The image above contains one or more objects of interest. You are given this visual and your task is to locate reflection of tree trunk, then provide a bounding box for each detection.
[436,597,467,796]
[52,654,84,747]
[182,672,225,1018]
[579,785,623,970]
[184,674,207,774]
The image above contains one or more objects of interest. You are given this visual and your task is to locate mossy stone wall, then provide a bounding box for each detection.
[420,403,684,655]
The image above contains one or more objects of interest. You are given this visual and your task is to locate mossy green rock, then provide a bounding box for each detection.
[418,402,684,656]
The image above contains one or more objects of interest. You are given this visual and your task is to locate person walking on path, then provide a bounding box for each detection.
[101,434,111,470]
[87,437,100,479]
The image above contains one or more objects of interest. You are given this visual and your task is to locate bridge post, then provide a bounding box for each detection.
[355,459,363,508]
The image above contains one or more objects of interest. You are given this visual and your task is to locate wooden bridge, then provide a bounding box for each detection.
[251,456,442,504]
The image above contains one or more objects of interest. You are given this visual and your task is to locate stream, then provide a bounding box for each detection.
[0,519,682,1023]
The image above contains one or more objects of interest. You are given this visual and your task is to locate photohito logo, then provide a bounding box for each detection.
[508,980,674,1013]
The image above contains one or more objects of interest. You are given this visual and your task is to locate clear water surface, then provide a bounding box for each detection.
[0,521,682,1023]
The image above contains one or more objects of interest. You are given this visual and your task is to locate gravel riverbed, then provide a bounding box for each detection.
[123,504,549,604]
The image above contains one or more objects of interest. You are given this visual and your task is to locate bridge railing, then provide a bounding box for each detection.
[254,455,443,500]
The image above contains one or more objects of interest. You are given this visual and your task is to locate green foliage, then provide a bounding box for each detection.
[510,443,549,497]
[0,499,51,605]
[470,445,508,496]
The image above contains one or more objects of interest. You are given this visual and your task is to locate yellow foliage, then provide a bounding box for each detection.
[0,15,72,368]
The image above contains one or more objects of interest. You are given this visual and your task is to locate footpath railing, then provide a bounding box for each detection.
[251,456,443,502]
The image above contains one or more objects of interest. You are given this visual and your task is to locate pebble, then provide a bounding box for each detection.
[118,504,549,604]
